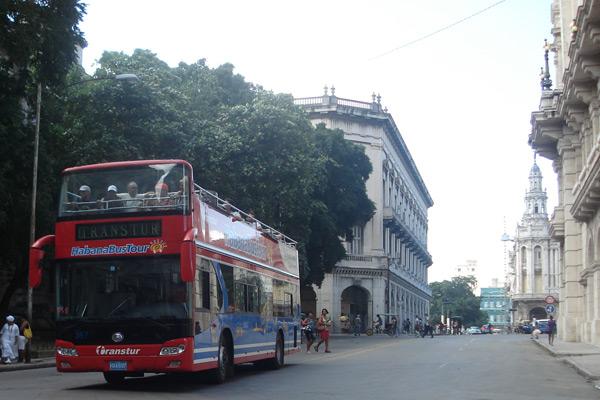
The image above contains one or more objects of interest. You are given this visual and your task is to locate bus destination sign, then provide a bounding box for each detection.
[76,220,162,241]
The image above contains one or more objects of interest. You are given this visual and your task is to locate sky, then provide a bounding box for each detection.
[79,0,557,288]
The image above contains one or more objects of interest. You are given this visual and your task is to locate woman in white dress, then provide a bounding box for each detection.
[1,315,19,364]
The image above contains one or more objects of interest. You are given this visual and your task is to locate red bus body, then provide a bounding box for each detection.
[30,160,300,381]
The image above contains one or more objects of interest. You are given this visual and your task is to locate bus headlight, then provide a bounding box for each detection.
[159,344,185,356]
[57,347,79,356]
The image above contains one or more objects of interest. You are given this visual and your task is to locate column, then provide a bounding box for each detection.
[559,137,583,342]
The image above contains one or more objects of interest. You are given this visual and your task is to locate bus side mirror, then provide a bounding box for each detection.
[29,235,55,288]
[180,229,196,282]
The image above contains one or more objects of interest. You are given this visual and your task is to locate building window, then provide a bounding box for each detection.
[348,225,364,255]
[534,246,542,269]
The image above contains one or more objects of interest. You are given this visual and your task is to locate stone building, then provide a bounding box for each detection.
[480,287,511,328]
[529,0,600,343]
[453,259,480,294]
[294,88,433,331]
[507,161,560,323]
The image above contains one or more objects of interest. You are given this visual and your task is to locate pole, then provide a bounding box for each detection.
[28,82,42,323]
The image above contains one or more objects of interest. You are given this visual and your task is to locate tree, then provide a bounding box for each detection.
[0,0,86,315]
[429,276,488,327]
[304,124,375,284]
[50,50,374,286]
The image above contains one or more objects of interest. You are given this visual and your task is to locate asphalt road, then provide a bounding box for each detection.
[1,334,598,399]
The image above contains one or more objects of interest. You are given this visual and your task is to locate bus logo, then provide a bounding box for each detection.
[112,332,124,343]
[149,239,167,254]
[96,346,141,356]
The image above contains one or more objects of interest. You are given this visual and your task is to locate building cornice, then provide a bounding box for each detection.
[294,95,433,208]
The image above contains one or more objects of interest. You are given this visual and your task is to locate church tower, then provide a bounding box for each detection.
[509,158,560,323]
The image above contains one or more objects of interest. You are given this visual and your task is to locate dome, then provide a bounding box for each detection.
[529,162,541,177]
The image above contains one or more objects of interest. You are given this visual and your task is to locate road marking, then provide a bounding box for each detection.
[438,362,447,369]
[318,341,403,363]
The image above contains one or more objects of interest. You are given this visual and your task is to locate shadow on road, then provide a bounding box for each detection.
[65,363,300,393]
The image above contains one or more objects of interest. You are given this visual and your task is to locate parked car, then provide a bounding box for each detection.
[517,323,532,334]
[466,326,482,335]
[481,325,491,334]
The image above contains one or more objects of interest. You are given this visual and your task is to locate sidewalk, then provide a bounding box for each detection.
[532,336,600,381]
[0,357,55,373]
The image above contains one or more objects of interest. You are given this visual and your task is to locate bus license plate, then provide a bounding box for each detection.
[109,361,128,371]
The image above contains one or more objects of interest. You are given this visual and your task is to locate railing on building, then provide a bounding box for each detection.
[293,94,386,114]
[382,206,432,265]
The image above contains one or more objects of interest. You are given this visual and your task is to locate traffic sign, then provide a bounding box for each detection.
[545,304,556,314]
[545,295,556,304]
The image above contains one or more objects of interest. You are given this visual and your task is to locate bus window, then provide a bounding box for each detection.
[194,259,211,310]
[234,283,260,313]
[273,280,293,317]
[217,263,234,312]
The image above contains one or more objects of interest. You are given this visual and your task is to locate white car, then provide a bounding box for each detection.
[466,326,482,335]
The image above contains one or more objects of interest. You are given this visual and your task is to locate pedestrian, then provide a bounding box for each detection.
[404,318,411,334]
[548,315,557,346]
[301,312,316,353]
[353,314,362,336]
[1,316,19,364]
[314,308,332,353]
[391,316,399,337]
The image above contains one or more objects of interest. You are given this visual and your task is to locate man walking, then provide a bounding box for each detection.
[353,314,362,336]
[548,315,557,346]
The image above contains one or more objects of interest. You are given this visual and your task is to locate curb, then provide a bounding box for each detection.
[531,338,600,381]
[532,338,558,357]
[0,361,55,373]
[562,357,600,381]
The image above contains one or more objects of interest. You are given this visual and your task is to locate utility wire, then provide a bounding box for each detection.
[370,0,508,61]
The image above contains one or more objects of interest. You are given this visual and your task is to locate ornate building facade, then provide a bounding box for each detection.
[294,89,433,331]
[529,0,600,343]
[508,161,560,323]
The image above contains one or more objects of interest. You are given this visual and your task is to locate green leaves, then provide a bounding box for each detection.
[429,277,488,326]
[54,52,375,285]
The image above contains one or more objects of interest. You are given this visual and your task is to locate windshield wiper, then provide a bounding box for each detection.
[108,297,132,317]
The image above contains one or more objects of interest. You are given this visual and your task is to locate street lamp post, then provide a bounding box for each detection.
[27,73,139,322]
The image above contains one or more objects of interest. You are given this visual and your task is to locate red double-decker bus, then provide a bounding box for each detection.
[29,160,300,384]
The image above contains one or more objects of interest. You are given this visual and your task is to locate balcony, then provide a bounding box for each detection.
[338,254,383,270]
[383,206,432,265]
[511,292,559,302]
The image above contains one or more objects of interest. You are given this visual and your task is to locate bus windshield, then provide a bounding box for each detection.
[56,257,190,321]
[58,163,190,218]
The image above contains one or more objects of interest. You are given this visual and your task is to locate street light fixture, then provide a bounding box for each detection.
[27,73,139,322]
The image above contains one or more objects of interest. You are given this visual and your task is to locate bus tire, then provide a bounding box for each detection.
[265,332,284,370]
[213,334,234,384]
[103,372,126,385]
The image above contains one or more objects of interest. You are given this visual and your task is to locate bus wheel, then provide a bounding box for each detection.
[103,372,126,385]
[213,335,233,384]
[266,332,284,370]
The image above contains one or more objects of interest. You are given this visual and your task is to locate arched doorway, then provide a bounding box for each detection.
[530,307,547,320]
[340,286,370,332]
[301,286,317,316]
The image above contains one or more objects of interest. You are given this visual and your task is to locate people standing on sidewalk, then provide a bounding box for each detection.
[353,314,362,336]
[301,312,315,353]
[548,315,557,346]
[1,316,19,364]
[314,308,332,353]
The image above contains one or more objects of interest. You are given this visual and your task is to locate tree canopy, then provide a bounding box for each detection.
[429,276,488,327]
[0,39,375,314]
[0,0,86,314]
